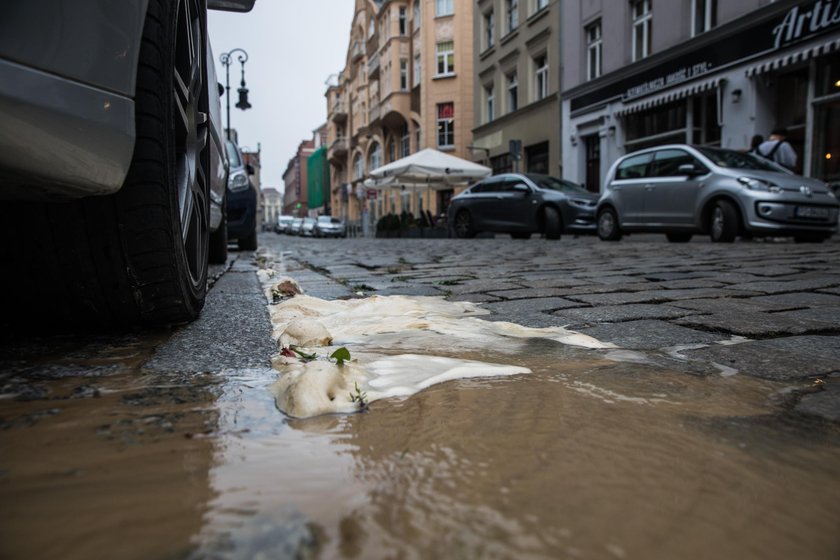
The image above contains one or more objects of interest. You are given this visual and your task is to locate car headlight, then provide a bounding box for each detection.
[737,176,781,193]
[228,170,249,192]
[569,198,595,208]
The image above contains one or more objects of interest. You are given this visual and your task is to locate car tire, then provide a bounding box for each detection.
[666,233,693,243]
[543,207,562,240]
[709,200,738,243]
[454,210,476,238]
[0,0,212,327]
[510,233,532,239]
[238,228,258,250]
[597,208,623,241]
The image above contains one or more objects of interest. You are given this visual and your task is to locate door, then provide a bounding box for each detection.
[644,149,707,225]
[584,134,600,193]
[610,152,653,225]
[486,179,536,230]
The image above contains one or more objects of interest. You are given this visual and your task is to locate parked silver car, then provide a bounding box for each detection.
[596,145,839,243]
[0,0,255,326]
[300,217,317,237]
[313,216,347,238]
[447,173,598,239]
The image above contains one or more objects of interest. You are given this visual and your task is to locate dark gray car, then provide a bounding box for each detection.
[596,145,839,243]
[447,173,598,239]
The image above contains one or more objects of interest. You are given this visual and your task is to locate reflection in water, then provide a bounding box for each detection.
[2,338,839,559]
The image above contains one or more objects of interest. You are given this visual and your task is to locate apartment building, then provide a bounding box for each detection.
[472,0,560,176]
[326,0,476,234]
[561,0,840,192]
[282,139,315,216]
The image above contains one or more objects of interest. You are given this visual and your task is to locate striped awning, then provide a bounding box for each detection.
[615,77,723,117]
[745,36,840,78]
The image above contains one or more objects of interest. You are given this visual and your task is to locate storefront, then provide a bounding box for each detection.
[562,0,840,192]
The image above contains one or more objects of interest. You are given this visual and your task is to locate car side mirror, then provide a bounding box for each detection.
[512,184,530,194]
[678,163,704,177]
[208,0,255,12]
[218,82,225,97]
[246,163,255,176]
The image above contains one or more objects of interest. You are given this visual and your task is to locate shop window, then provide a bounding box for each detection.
[616,153,653,180]
[624,100,686,147]
[526,142,549,174]
[632,0,652,62]
[491,153,513,174]
[815,53,840,97]
[691,92,721,146]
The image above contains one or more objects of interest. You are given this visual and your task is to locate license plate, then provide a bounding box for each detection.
[795,206,830,219]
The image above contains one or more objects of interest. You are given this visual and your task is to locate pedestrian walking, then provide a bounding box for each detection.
[749,134,764,154]
[756,129,797,171]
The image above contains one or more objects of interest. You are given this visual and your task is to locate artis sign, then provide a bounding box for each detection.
[773,0,840,49]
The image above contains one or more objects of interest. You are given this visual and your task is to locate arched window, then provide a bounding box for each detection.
[354,153,364,179]
[369,143,382,171]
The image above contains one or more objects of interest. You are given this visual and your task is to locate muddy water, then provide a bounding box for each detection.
[2,342,839,559]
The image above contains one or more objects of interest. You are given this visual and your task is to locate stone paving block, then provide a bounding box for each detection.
[727,278,840,294]
[482,298,584,327]
[820,287,840,295]
[567,291,670,305]
[577,320,722,350]
[370,285,445,297]
[668,298,787,313]
[674,312,836,337]
[651,279,728,290]
[448,293,503,304]
[552,304,697,326]
[737,266,804,277]
[643,272,714,281]
[486,287,577,300]
[683,336,840,380]
[777,307,840,325]
[446,280,525,295]
[748,292,840,308]
[567,288,754,306]
[795,382,840,422]
[694,272,768,284]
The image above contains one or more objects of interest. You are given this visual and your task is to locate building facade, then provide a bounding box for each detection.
[261,187,282,228]
[471,0,561,177]
[282,139,315,216]
[326,0,476,235]
[561,0,840,193]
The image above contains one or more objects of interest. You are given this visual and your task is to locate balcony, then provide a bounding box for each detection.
[328,137,348,164]
[330,100,347,123]
[350,40,364,62]
[368,52,380,79]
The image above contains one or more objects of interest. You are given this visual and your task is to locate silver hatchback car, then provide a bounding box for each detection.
[596,145,839,243]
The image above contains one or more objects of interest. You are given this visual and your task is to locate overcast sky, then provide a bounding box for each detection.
[208,1,355,193]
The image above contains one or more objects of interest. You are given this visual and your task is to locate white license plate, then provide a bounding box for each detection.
[795,206,830,219]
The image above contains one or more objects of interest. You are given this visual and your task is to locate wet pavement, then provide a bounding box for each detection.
[1,234,839,559]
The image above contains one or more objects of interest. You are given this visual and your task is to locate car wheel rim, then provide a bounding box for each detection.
[712,207,723,239]
[599,212,614,237]
[455,213,470,236]
[174,0,208,289]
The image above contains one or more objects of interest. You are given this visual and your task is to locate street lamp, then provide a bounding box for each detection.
[219,48,251,141]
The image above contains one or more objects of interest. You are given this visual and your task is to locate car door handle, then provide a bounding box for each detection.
[644,184,655,190]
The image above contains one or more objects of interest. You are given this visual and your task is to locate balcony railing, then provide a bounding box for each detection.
[368,52,380,78]
[330,100,347,123]
[350,41,364,62]
[328,137,348,159]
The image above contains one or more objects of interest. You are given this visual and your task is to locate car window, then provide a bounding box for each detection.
[225,142,242,167]
[317,216,331,223]
[526,174,588,194]
[476,179,505,193]
[501,180,529,192]
[696,147,788,172]
[649,149,705,177]
[616,153,653,180]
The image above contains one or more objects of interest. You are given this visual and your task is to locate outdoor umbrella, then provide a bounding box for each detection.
[367,148,491,189]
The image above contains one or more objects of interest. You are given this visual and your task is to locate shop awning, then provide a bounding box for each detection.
[745,36,840,78]
[614,77,724,117]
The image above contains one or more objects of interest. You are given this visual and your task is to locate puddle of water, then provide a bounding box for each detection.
[2,309,839,559]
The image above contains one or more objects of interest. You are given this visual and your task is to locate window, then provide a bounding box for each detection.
[400,59,408,90]
[415,124,421,149]
[491,153,513,174]
[436,0,453,17]
[399,7,407,35]
[586,21,602,81]
[413,2,420,30]
[437,102,454,148]
[354,153,364,179]
[534,54,548,100]
[534,0,549,11]
[368,17,375,38]
[369,143,382,171]
[484,10,495,50]
[632,0,652,62]
[649,149,698,177]
[616,153,653,180]
[485,84,495,123]
[506,0,519,34]
[436,41,455,76]
[401,123,410,156]
[413,53,421,87]
[692,0,716,36]
[507,72,518,113]
[389,139,396,162]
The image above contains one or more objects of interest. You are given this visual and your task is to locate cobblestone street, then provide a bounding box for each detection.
[264,234,840,422]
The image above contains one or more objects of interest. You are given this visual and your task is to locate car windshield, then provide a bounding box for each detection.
[526,174,589,194]
[696,147,788,172]
[317,216,334,223]
[303,218,316,225]
[225,142,242,167]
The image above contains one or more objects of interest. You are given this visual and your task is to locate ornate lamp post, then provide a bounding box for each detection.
[219,48,251,141]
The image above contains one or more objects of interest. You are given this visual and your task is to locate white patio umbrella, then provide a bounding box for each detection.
[366,148,491,190]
